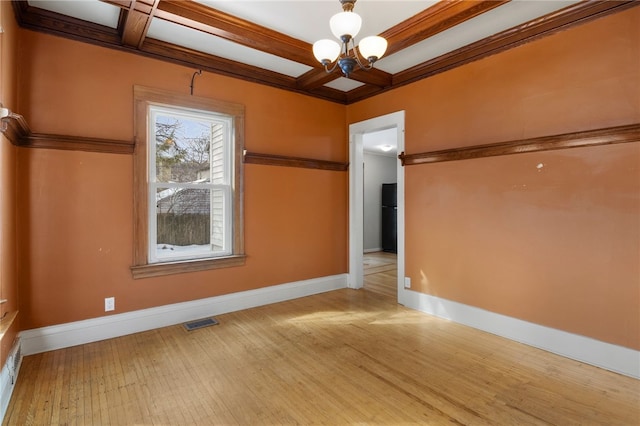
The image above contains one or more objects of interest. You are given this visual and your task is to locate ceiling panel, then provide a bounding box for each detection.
[376,0,582,74]
[28,0,120,28]
[324,77,365,92]
[147,17,313,77]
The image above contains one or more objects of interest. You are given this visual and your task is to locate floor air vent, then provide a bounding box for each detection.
[183,317,219,331]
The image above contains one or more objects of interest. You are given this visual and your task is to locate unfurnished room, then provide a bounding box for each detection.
[0,0,639,424]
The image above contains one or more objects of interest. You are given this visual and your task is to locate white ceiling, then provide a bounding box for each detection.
[363,127,398,156]
[27,0,582,94]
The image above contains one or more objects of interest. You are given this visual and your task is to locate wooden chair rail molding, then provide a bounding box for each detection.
[399,123,640,166]
[0,113,349,170]
[0,111,134,154]
[3,113,636,166]
[243,151,348,171]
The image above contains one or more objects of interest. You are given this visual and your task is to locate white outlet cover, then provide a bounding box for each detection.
[105,297,115,312]
[404,277,411,289]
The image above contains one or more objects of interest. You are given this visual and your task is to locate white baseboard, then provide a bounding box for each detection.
[402,290,640,379]
[363,248,382,253]
[20,274,348,356]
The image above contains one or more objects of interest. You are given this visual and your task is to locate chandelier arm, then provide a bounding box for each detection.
[323,60,341,74]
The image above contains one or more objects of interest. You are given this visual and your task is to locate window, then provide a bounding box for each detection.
[149,106,232,262]
[132,87,245,278]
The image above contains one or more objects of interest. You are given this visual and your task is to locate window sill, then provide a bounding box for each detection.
[131,254,246,279]
[0,311,18,341]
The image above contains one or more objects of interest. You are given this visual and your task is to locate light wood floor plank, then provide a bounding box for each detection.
[3,261,639,425]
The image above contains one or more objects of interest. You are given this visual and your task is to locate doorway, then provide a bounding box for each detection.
[348,111,407,305]
[362,129,398,298]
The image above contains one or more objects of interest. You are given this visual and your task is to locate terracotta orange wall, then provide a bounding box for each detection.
[16,30,348,330]
[349,8,640,350]
[0,0,20,367]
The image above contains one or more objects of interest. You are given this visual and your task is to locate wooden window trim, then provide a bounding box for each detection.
[132,86,245,279]
[130,255,246,279]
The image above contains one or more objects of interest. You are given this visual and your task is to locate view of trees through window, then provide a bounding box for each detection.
[155,117,211,182]
[150,107,230,262]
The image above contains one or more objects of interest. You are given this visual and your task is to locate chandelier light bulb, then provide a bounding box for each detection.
[313,39,341,64]
[359,36,388,62]
[330,11,362,41]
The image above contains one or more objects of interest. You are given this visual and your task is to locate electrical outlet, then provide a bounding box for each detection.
[105,297,115,312]
[404,277,411,289]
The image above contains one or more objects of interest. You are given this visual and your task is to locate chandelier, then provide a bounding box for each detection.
[312,0,388,78]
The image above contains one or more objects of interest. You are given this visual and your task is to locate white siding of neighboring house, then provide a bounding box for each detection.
[211,123,225,250]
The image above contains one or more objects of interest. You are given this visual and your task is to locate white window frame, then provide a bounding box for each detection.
[131,86,245,279]
[147,106,233,263]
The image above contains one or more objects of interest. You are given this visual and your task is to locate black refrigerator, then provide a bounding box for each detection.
[381,183,397,253]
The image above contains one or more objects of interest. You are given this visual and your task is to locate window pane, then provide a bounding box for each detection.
[154,114,213,184]
[156,187,212,259]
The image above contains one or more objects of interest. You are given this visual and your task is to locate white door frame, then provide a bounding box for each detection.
[348,111,407,305]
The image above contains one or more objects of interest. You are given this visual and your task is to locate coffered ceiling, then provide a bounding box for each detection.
[13,0,637,104]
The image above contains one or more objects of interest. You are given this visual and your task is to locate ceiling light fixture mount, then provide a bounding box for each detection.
[313,0,388,78]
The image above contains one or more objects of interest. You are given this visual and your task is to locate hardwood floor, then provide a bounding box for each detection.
[4,264,639,425]
[363,251,397,299]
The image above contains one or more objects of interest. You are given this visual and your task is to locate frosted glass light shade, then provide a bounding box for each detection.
[359,36,388,61]
[330,12,361,40]
[313,39,341,63]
